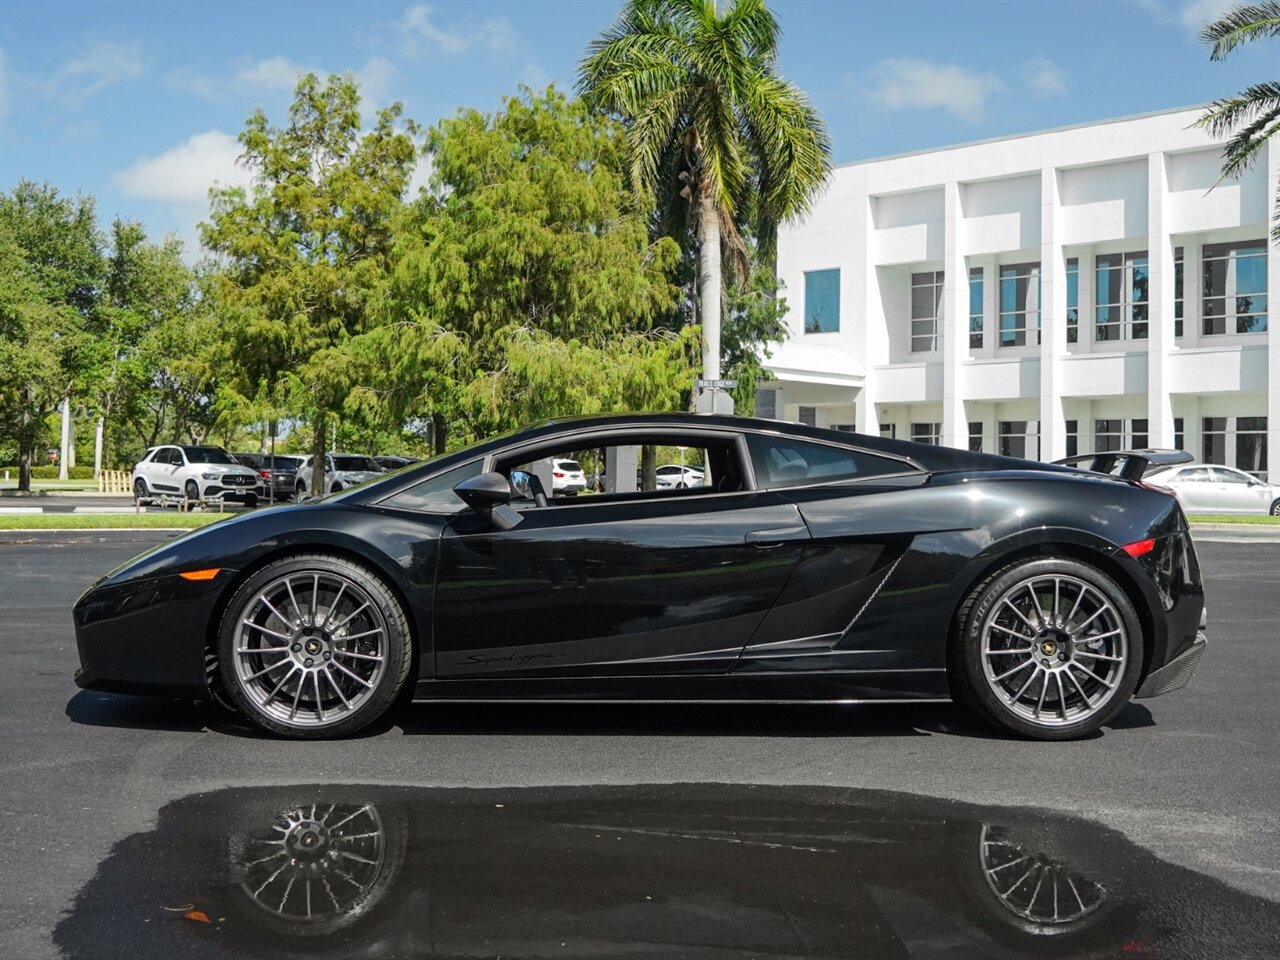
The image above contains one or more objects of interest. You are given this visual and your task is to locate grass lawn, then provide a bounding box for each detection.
[1186,514,1280,525]
[0,480,101,492]
[0,513,233,530]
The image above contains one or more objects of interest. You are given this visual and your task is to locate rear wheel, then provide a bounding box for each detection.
[217,554,412,739]
[1270,499,1280,517]
[950,558,1142,740]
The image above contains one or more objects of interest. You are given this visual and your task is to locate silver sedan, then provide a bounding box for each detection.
[1145,463,1280,515]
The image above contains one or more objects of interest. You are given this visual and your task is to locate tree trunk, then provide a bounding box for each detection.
[19,446,32,493]
[311,414,327,496]
[641,444,657,491]
[94,416,104,476]
[696,190,722,382]
[432,413,448,456]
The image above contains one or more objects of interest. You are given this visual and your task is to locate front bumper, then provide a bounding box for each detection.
[1135,632,1207,699]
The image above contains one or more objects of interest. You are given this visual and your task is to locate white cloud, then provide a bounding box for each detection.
[1134,0,1238,34]
[45,40,145,107]
[111,129,252,203]
[396,3,518,57]
[1023,56,1066,98]
[235,55,312,94]
[353,57,396,109]
[869,58,1003,123]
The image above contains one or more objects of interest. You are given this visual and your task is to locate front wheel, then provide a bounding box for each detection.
[184,479,200,505]
[133,478,149,504]
[949,558,1143,740]
[217,554,412,738]
[1270,499,1280,517]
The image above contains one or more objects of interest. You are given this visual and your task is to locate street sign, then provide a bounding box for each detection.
[694,379,738,389]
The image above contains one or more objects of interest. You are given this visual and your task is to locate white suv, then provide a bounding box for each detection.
[295,453,383,496]
[655,464,705,489]
[551,458,586,496]
[133,445,260,506]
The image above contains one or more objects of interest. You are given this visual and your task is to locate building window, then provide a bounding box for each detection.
[1066,420,1078,458]
[999,420,1039,460]
[879,424,896,440]
[998,263,1040,347]
[1175,417,1184,451]
[911,270,943,352]
[1095,252,1148,342]
[1202,416,1267,477]
[832,423,855,432]
[1236,417,1268,477]
[755,388,777,420]
[1203,241,1267,335]
[803,269,840,333]
[969,421,983,452]
[1174,248,1183,338]
[910,422,941,445]
[798,406,817,427]
[969,268,983,349]
[1094,418,1148,452]
[1066,258,1079,344]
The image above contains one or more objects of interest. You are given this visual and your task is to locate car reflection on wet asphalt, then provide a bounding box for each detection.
[54,783,1280,959]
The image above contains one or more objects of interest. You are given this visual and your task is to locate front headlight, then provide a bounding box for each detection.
[202,472,219,480]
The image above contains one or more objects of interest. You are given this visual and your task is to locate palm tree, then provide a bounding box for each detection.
[1196,1,1280,239]
[578,0,831,387]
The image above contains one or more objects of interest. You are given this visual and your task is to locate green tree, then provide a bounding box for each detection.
[0,182,103,490]
[1197,1,1280,239]
[203,74,419,491]
[578,0,830,390]
[360,86,689,449]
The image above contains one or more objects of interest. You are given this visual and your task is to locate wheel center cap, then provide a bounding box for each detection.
[304,639,322,655]
[1040,640,1058,656]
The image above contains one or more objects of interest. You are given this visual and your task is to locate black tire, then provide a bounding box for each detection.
[330,482,343,492]
[184,479,200,505]
[949,557,1143,740]
[1270,499,1280,517]
[133,478,149,504]
[244,492,258,509]
[295,480,307,498]
[217,553,412,739]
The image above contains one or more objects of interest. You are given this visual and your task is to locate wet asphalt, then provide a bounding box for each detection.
[1,532,1277,959]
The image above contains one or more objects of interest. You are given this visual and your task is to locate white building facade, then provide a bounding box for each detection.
[768,106,1278,479]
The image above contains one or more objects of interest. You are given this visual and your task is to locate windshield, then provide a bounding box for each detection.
[333,456,379,472]
[183,446,238,465]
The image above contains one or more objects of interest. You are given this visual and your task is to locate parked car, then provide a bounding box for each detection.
[550,458,586,496]
[233,453,304,501]
[132,445,260,506]
[1144,462,1280,515]
[79,414,1205,740]
[295,454,383,496]
[375,456,422,471]
[656,464,705,488]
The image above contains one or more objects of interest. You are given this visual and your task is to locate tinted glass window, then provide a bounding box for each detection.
[382,460,484,512]
[556,460,583,472]
[746,435,910,488]
[333,456,378,472]
[184,446,236,465]
[1177,467,1212,482]
[1212,467,1250,484]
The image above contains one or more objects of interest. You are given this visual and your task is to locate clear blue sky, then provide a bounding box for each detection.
[1,0,1271,253]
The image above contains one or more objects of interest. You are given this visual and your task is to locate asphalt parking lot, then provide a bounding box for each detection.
[1,532,1277,958]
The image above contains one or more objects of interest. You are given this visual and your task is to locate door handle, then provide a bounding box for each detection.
[745,525,810,548]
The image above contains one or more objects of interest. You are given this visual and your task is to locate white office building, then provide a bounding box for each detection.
[767,105,1278,479]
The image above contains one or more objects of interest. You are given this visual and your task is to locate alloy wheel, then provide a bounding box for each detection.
[979,824,1105,929]
[231,572,390,729]
[979,575,1128,727]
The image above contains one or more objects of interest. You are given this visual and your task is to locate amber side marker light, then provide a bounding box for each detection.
[178,568,221,581]
[1121,539,1155,558]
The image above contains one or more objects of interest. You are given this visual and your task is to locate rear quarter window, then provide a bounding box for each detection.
[381,459,484,513]
[746,434,911,489]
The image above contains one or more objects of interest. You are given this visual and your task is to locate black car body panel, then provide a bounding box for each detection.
[73,413,1206,715]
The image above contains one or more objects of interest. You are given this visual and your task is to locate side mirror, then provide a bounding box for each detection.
[454,472,523,531]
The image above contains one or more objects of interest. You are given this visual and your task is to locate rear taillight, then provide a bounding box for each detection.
[553,472,564,478]
[258,470,271,478]
[1122,538,1156,558]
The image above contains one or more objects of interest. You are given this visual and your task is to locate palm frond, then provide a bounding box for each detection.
[1199,1,1280,60]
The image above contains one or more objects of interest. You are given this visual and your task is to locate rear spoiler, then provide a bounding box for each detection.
[1053,449,1193,482]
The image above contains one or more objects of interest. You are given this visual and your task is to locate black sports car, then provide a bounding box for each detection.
[72,413,1207,740]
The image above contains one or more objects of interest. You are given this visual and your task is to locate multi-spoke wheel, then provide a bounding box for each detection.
[951,558,1142,739]
[218,555,412,738]
[978,825,1105,931]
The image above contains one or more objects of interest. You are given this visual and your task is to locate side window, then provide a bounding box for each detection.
[160,448,178,465]
[1178,467,1211,482]
[382,459,484,513]
[1212,467,1249,484]
[746,434,911,489]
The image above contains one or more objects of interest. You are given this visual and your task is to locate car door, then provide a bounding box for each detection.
[150,447,183,493]
[1212,467,1267,513]
[1170,466,1215,512]
[433,448,807,679]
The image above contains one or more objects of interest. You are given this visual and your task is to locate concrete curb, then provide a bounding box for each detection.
[1190,524,1280,543]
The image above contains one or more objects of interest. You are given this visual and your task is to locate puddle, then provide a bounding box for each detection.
[54,783,1279,958]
